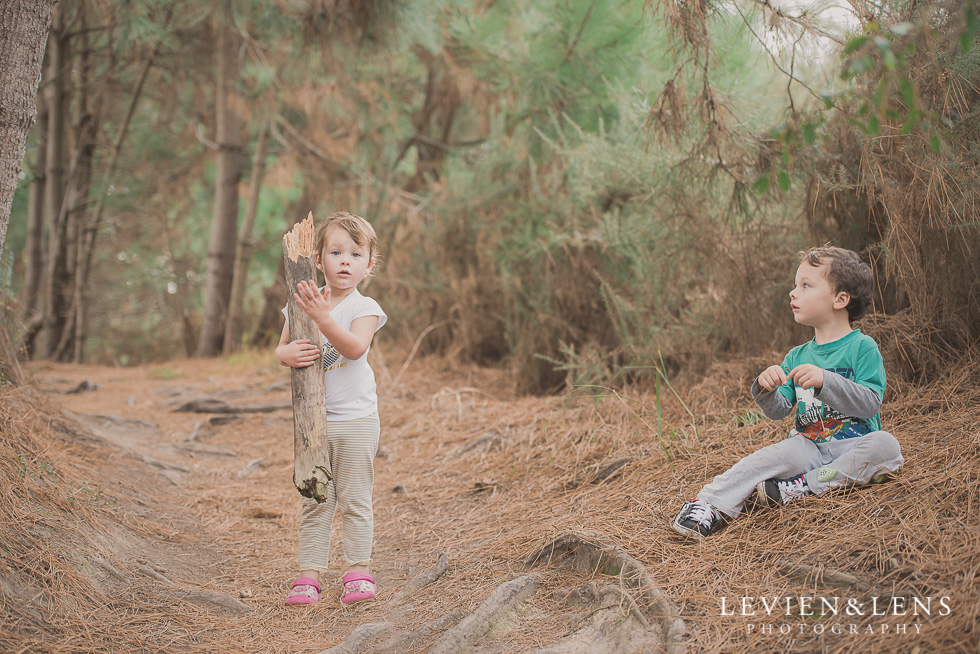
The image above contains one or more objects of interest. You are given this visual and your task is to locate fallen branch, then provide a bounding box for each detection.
[283,214,331,502]
[173,398,289,413]
[391,552,450,603]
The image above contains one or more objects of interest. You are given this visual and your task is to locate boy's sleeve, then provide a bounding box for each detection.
[814,372,882,419]
[751,378,794,419]
[813,338,885,419]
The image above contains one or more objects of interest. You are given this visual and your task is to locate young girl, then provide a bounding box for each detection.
[275,211,387,605]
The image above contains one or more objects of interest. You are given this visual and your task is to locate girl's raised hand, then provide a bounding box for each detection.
[294,279,331,323]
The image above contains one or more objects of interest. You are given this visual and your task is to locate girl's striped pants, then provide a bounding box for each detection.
[297,412,379,571]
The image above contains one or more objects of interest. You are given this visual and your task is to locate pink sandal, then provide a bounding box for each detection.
[340,572,376,604]
[286,577,320,605]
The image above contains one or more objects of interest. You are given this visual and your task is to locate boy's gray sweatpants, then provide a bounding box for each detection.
[698,431,904,518]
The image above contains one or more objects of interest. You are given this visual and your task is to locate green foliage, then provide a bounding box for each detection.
[112,0,182,55]
[755,5,980,198]
[11,0,974,390]
[795,0,980,376]
[356,0,805,392]
[730,407,766,428]
[961,6,980,53]
[14,452,61,483]
[68,481,117,510]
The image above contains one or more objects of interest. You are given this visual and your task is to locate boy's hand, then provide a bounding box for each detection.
[294,279,332,324]
[278,339,321,368]
[758,365,788,391]
[788,364,824,390]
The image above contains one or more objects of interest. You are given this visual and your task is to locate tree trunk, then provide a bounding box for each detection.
[223,123,270,354]
[0,0,55,260]
[395,56,462,193]
[197,9,242,356]
[283,214,331,502]
[21,88,47,355]
[160,218,197,358]
[55,7,102,363]
[40,5,69,358]
[52,111,98,362]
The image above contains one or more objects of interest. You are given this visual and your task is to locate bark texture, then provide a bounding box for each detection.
[40,5,68,358]
[223,123,270,353]
[22,90,46,335]
[283,214,331,502]
[0,0,55,258]
[197,11,242,356]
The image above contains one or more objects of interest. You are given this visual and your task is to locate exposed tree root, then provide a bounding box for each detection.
[429,573,542,654]
[391,552,450,603]
[526,531,686,654]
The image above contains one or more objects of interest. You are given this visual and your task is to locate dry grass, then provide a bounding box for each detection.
[0,384,230,652]
[0,347,978,652]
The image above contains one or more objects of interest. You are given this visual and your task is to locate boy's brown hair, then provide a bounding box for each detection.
[313,211,380,275]
[799,246,874,323]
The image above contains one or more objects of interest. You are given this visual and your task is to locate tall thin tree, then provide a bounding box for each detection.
[39,4,70,358]
[0,0,55,260]
[223,122,270,354]
[21,88,46,349]
[197,1,243,356]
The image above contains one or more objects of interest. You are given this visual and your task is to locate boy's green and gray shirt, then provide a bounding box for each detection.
[751,329,886,442]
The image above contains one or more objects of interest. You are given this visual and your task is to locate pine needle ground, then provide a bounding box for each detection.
[0,349,977,653]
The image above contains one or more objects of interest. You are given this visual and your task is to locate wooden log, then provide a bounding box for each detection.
[283,213,331,501]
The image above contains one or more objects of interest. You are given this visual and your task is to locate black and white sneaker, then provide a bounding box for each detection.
[672,498,717,538]
[756,474,812,507]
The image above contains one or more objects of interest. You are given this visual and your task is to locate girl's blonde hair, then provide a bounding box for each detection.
[313,211,380,275]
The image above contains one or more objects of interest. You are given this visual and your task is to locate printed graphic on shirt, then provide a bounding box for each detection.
[321,341,346,372]
[791,387,867,443]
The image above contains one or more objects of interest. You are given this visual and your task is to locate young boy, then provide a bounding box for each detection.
[672,246,904,538]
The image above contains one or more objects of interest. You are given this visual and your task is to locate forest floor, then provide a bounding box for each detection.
[1,348,978,653]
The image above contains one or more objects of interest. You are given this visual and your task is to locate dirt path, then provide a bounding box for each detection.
[12,356,683,653]
[5,354,978,653]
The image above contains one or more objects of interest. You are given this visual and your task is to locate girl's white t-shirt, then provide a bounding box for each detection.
[281,289,387,421]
